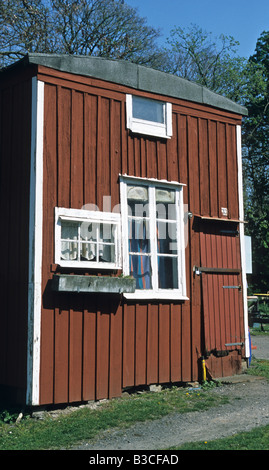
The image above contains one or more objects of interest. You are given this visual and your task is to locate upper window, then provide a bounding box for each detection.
[55,207,121,270]
[126,95,172,139]
[120,176,187,300]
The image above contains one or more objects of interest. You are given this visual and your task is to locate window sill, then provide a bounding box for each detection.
[123,290,189,301]
[56,260,122,270]
[52,274,136,294]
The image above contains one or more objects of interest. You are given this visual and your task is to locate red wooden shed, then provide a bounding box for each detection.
[0,54,249,407]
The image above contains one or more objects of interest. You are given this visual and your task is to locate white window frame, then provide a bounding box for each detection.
[55,207,122,270]
[120,175,188,300]
[126,94,172,139]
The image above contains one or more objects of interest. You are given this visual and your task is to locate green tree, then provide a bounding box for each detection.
[166,24,247,101]
[242,32,269,291]
[166,25,269,292]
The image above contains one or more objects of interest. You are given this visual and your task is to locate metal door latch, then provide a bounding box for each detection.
[222,285,242,291]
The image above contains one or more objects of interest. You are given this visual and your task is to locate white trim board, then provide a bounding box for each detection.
[54,207,122,270]
[26,78,44,406]
[236,125,250,360]
[126,94,173,139]
[120,176,188,301]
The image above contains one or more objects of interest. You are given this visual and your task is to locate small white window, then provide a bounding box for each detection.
[120,176,187,300]
[55,207,121,270]
[126,95,172,139]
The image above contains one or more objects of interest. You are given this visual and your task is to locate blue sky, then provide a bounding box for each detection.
[126,0,269,58]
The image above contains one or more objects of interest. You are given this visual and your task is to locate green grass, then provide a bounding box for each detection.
[168,424,269,450]
[167,356,269,451]
[1,356,268,451]
[0,384,228,450]
[247,357,269,380]
[250,324,269,335]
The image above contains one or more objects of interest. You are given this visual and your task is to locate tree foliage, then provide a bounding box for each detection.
[166,24,247,101]
[241,32,269,291]
[0,0,167,68]
[166,24,269,291]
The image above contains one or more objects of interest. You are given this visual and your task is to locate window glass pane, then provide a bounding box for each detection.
[61,221,78,240]
[156,189,176,220]
[128,200,150,218]
[158,257,178,289]
[60,219,117,264]
[61,221,79,260]
[80,221,97,242]
[132,96,164,124]
[100,223,115,243]
[61,240,78,260]
[127,186,149,218]
[127,185,148,201]
[157,221,177,254]
[122,180,183,293]
[80,240,96,261]
[156,189,175,204]
[128,219,150,253]
[99,244,115,263]
[129,254,152,289]
[156,202,177,221]
[80,222,116,263]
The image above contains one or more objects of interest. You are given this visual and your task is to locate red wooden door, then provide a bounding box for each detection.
[198,220,245,357]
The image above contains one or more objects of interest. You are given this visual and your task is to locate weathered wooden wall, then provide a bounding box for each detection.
[37,66,244,405]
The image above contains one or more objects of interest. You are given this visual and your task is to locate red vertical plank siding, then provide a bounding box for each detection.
[54,307,69,404]
[82,306,97,401]
[212,234,222,352]
[167,113,179,182]
[200,222,244,378]
[216,235,227,353]
[217,122,228,218]
[227,124,239,220]
[96,308,110,400]
[110,100,122,210]
[199,119,210,216]
[159,304,170,383]
[146,140,158,179]
[140,138,147,179]
[135,304,147,386]
[109,303,123,399]
[84,93,97,207]
[97,97,111,209]
[170,304,182,382]
[177,113,193,379]
[147,304,159,384]
[36,69,244,405]
[122,304,135,388]
[40,84,58,405]
[121,100,128,175]
[71,90,84,209]
[187,116,201,382]
[208,121,218,218]
[157,140,168,181]
[69,306,83,402]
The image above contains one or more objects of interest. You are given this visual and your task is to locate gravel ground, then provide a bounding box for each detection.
[70,334,269,451]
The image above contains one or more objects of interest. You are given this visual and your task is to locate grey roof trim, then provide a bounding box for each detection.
[5,53,248,116]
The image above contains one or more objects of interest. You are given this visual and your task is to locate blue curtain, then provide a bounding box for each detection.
[129,219,151,289]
